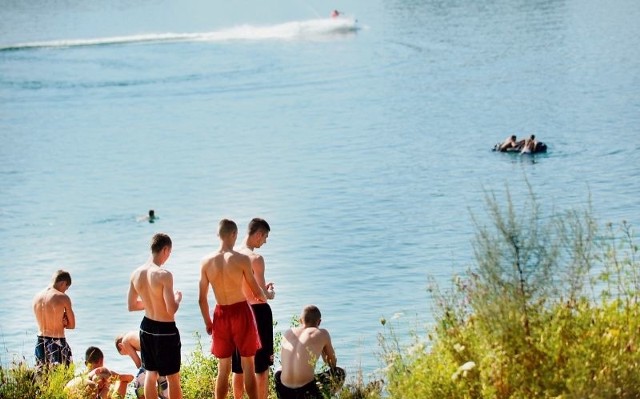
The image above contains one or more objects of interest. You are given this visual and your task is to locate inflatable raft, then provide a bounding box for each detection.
[492,142,547,154]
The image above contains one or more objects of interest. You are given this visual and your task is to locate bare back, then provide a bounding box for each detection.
[280,327,336,388]
[119,330,142,368]
[129,262,177,322]
[201,250,252,306]
[121,330,141,351]
[198,243,266,335]
[33,287,74,338]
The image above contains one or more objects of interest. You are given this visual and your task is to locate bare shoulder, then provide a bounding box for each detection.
[315,328,332,341]
[130,265,145,279]
[33,289,45,303]
[202,250,222,265]
[48,289,71,304]
[283,327,297,340]
[203,253,224,276]
[201,251,215,263]
[231,249,249,258]
[231,251,251,265]
[155,267,173,280]
[123,330,138,342]
[58,291,72,304]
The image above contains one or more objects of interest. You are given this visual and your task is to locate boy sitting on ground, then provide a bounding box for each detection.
[276,305,346,399]
[65,346,133,399]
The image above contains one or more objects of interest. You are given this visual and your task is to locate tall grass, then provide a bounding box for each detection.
[1,323,380,398]
[0,359,75,399]
[380,188,640,398]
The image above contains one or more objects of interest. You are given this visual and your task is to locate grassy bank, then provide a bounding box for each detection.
[0,339,380,399]
[380,189,640,398]
[3,188,638,398]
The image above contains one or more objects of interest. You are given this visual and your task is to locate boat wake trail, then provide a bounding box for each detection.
[0,18,359,51]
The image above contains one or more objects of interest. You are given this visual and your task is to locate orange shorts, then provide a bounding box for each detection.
[211,301,261,358]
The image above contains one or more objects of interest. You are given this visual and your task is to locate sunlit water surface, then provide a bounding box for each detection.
[1,0,639,378]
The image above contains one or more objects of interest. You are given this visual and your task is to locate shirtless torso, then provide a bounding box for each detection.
[280,326,336,388]
[33,285,75,338]
[128,259,181,322]
[203,250,254,305]
[199,246,266,329]
[499,136,517,152]
[521,135,537,154]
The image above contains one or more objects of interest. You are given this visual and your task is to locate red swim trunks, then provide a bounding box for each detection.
[211,301,261,358]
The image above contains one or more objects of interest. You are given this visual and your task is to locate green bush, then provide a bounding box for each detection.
[180,331,218,399]
[381,188,640,398]
[0,318,383,399]
[0,359,75,399]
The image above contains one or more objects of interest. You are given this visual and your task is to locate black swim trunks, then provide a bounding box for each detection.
[139,317,181,376]
[35,336,73,366]
[232,302,273,374]
[274,370,322,399]
[274,368,346,399]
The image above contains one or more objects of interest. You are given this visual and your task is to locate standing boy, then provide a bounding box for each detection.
[232,218,276,399]
[33,269,76,367]
[198,219,268,399]
[128,233,183,399]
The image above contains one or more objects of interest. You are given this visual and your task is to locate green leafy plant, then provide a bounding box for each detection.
[381,187,640,398]
[0,358,75,399]
[180,331,218,399]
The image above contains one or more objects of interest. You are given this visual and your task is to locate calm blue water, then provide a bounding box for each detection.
[1,0,639,380]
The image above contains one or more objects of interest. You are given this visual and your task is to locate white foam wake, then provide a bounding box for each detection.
[0,18,359,51]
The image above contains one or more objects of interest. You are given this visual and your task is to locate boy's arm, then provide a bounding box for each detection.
[252,256,275,300]
[62,296,76,329]
[243,257,267,302]
[127,276,144,312]
[321,330,338,368]
[112,371,134,383]
[198,261,213,334]
[123,343,142,369]
[161,271,181,316]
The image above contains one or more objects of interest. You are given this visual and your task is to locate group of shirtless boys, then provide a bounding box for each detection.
[33,218,345,399]
[497,134,539,153]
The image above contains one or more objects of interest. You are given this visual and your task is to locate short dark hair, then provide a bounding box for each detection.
[218,219,238,238]
[151,233,172,254]
[85,346,104,365]
[302,305,322,326]
[248,218,270,236]
[52,270,71,286]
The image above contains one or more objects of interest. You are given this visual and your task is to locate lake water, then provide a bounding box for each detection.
[1,0,639,380]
